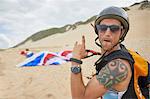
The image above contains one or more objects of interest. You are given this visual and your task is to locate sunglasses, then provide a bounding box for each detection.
[96,24,123,33]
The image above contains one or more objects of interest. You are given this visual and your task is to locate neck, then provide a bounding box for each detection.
[101,44,121,55]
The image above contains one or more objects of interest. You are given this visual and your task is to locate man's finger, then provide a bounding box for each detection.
[74,41,78,46]
[82,35,85,48]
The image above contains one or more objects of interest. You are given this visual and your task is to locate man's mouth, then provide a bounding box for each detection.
[103,39,111,42]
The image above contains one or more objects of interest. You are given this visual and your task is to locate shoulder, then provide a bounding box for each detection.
[96,59,131,89]
[83,59,131,98]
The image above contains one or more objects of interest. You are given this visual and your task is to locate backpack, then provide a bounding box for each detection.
[127,49,150,99]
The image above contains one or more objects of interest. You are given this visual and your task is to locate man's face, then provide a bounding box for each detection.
[97,18,123,51]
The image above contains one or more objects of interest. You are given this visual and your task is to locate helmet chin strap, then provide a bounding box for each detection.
[95,37,102,48]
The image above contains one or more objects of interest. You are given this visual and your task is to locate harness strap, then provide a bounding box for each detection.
[84,49,101,59]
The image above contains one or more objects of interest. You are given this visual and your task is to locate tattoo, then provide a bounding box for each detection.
[96,59,128,88]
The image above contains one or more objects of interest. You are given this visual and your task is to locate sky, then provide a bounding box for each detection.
[0,0,146,49]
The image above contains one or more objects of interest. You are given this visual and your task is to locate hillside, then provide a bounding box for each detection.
[13,15,97,48]
[14,0,150,49]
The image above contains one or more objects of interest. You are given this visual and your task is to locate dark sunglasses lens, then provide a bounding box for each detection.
[96,25,108,32]
[96,25,121,33]
[110,25,120,32]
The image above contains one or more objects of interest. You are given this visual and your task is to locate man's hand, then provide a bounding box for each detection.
[72,35,88,59]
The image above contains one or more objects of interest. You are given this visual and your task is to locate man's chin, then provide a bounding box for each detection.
[102,45,113,51]
[102,48,112,51]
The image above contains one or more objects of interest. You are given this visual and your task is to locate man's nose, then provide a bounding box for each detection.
[104,28,111,36]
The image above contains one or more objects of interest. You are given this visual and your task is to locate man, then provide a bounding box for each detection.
[70,6,149,99]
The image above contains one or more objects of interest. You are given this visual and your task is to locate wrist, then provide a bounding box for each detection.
[72,54,81,60]
[71,62,81,66]
[70,58,83,64]
[72,57,81,60]
[71,65,81,74]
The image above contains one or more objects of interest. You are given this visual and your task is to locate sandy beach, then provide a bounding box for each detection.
[0,3,150,99]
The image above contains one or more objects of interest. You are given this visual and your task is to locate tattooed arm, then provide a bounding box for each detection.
[96,59,129,89]
[72,59,131,99]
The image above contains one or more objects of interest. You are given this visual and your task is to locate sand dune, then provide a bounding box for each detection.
[0,4,150,99]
